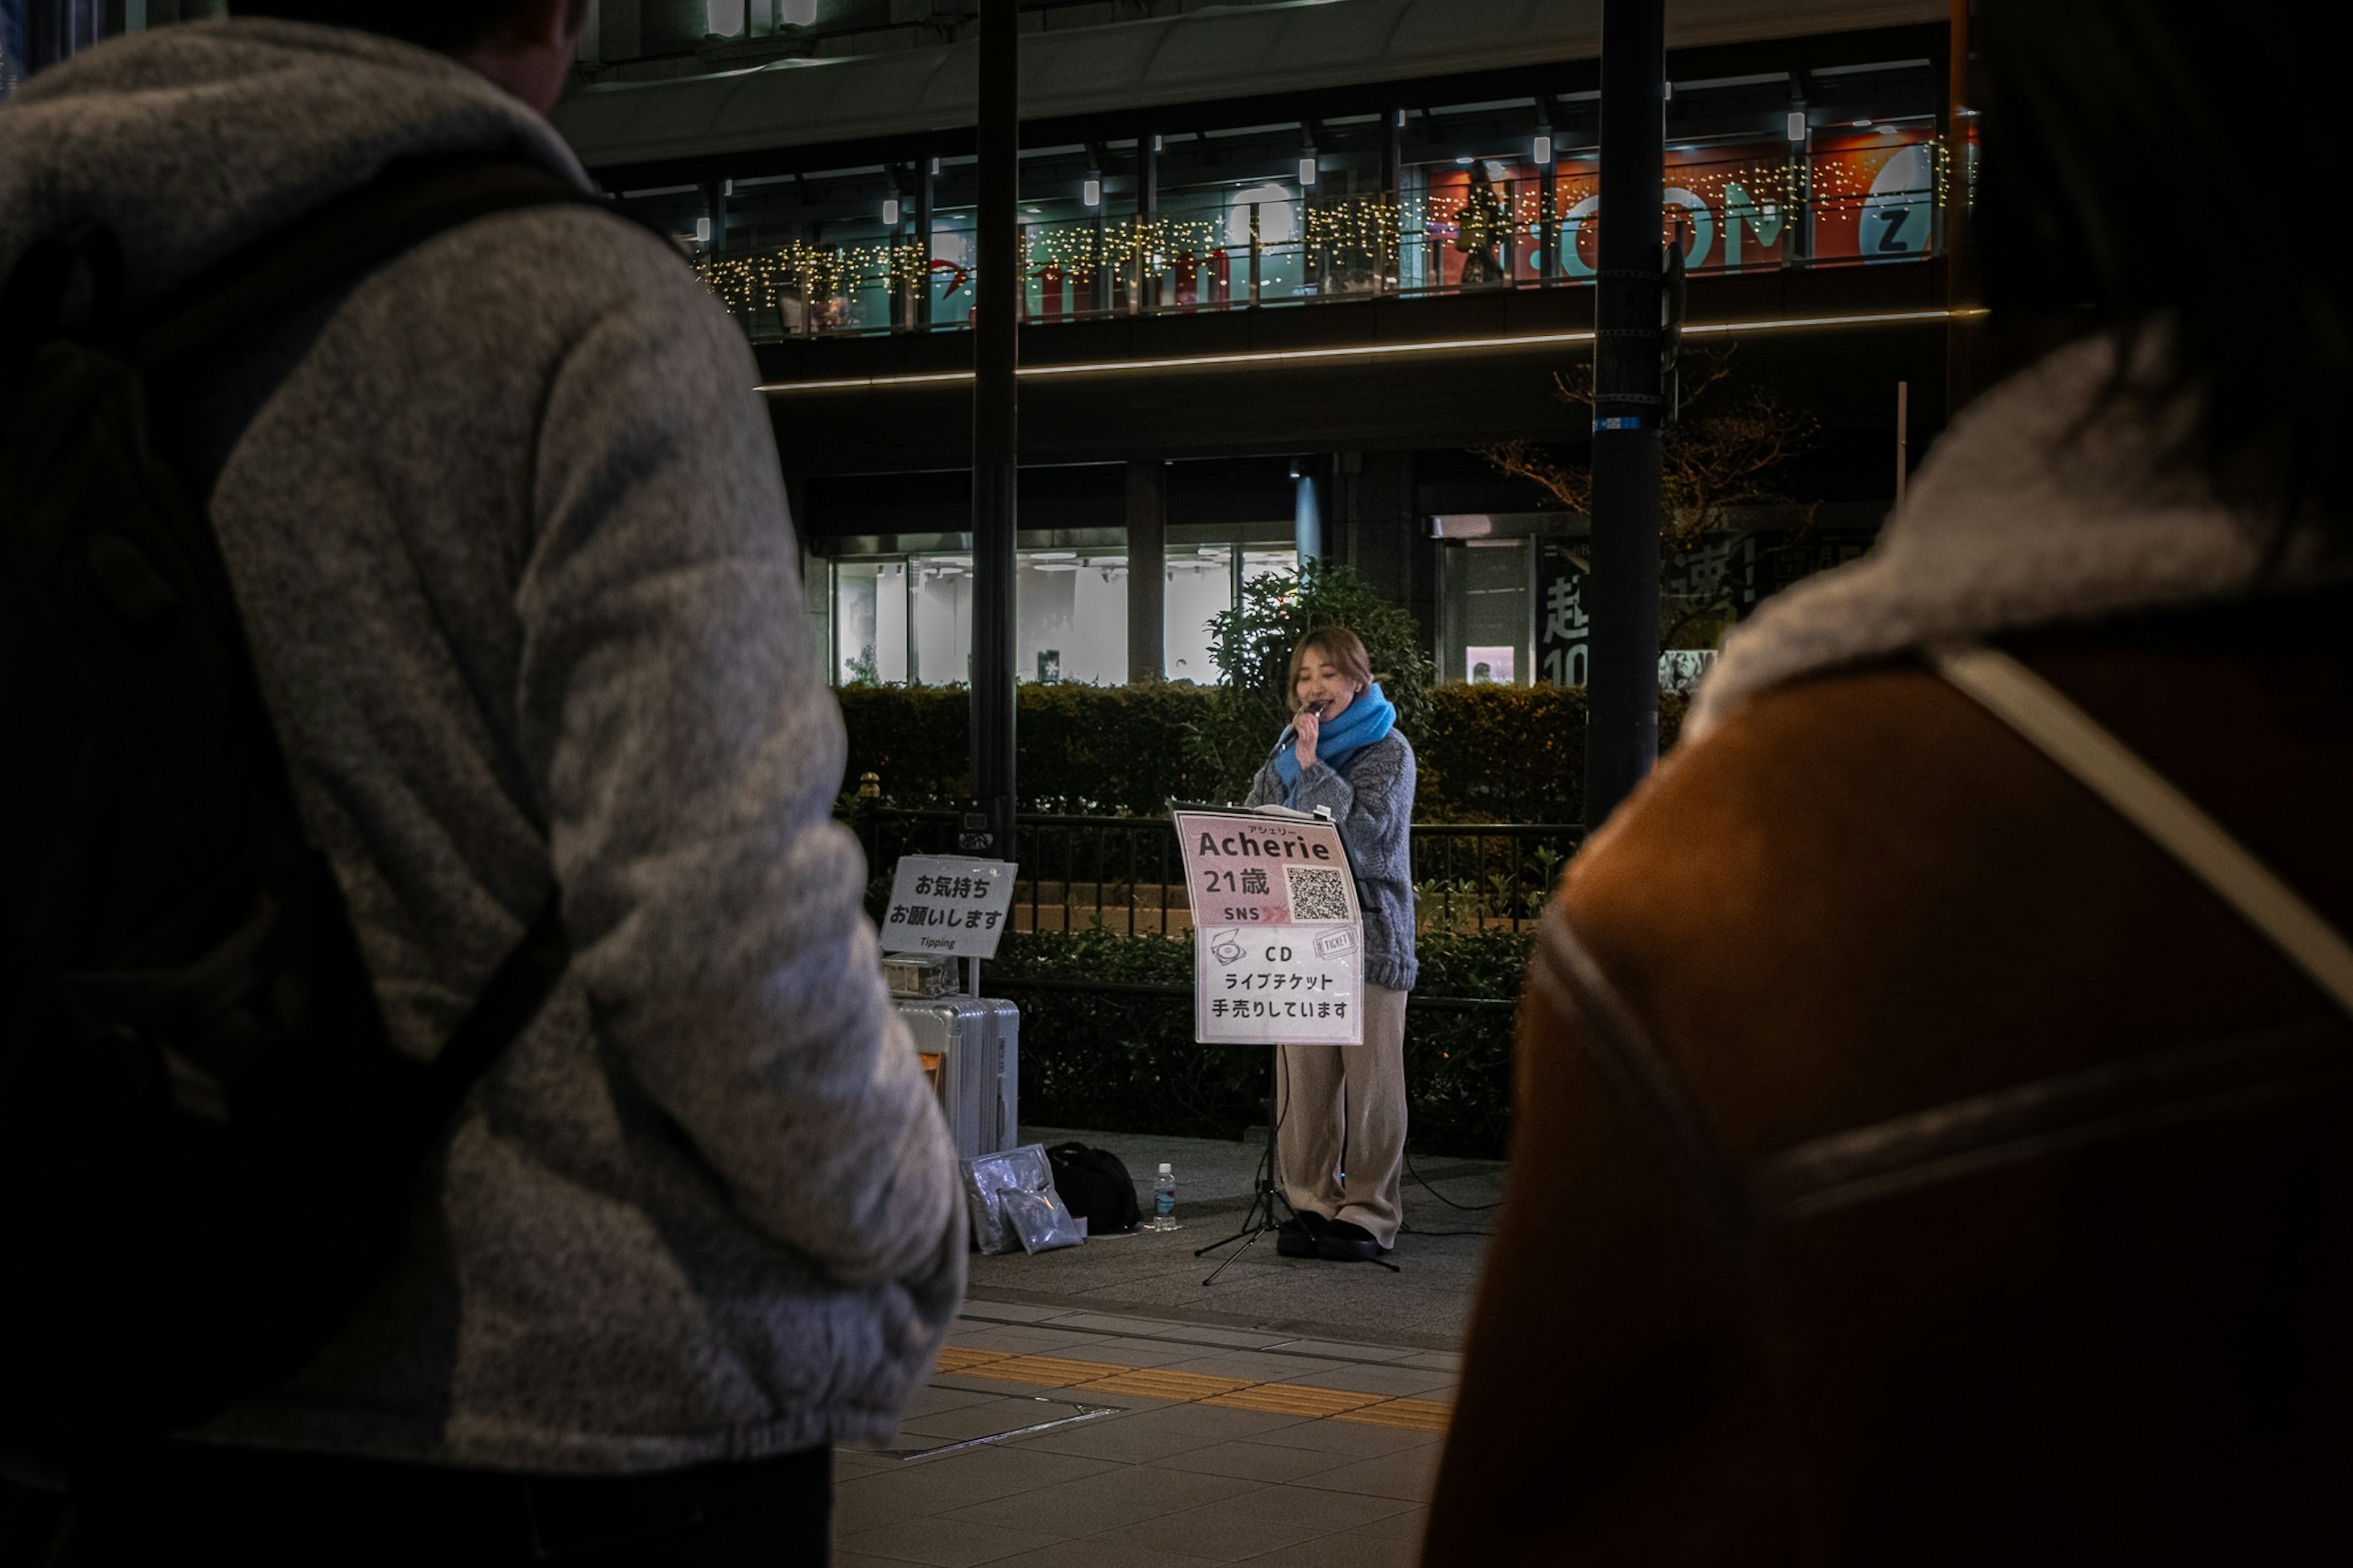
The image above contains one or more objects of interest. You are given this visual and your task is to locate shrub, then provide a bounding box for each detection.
[980,926,1534,1158]
[840,678,1684,822]
[1189,561,1440,803]
[836,681,1226,814]
[1415,684,1688,823]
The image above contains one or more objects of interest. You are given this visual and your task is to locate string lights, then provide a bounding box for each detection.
[690,134,1950,317]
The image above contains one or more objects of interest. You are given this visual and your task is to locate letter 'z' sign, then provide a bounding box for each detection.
[1173,808,1364,1046]
[881,856,1017,960]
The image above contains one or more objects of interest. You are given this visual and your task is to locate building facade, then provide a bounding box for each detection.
[22,0,1961,692]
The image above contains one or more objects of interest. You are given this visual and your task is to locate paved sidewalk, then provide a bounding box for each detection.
[835,1298,1458,1567]
[969,1127,1506,1350]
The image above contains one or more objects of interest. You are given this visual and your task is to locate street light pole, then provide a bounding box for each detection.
[969,0,1019,857]
[1582,0,1665,827]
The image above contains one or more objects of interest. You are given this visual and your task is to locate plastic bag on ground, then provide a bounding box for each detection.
[962,1143,1070,1254]
[1002,1187,1088,1254]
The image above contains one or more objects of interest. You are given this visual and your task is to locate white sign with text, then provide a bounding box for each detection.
[1174,808,1363,1046]
[881,856,1017,960]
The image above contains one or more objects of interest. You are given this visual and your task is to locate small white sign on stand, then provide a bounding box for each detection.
[1172,806,1363,1046]
[881,856,1017,960]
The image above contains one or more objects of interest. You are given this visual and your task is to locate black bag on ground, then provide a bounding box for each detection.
[1047,1143,1142,1234]
[0,160,607,1444]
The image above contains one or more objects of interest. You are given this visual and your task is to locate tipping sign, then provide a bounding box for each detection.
[881,856,1017,960]
[1173,807,1363,1046]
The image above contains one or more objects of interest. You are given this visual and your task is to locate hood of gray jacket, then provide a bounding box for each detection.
[0,18,588,307]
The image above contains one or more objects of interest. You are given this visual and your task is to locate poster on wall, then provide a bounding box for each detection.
[1173,806,1364,1046]
[1419,129,1936,285]
[1536,542,1589,689]
[1806,131,1938,261]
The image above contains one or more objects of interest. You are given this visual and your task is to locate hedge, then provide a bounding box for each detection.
[840,680,1686,822]
[972,927,1534,1159]
[836,681,1224,816]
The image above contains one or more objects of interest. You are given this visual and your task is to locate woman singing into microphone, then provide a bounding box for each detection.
[1244,627,1417,1263]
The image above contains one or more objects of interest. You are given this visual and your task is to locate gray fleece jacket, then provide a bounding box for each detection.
[1246,734,1419,991]
[0,21,962,1472]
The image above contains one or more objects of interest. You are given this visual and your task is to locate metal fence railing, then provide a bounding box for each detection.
[841,808,1586,936]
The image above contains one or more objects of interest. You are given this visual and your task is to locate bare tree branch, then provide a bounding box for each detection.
[1475,346,1824,649]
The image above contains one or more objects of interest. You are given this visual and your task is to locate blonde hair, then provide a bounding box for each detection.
[1287,627,1372,707]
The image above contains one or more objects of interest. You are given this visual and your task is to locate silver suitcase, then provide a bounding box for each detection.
[898,998,1020,1161]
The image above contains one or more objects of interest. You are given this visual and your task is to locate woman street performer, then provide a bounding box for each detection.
[1244,628,1417,1263]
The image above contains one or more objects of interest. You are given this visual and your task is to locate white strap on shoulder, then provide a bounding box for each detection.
[1931,642,2353,1020]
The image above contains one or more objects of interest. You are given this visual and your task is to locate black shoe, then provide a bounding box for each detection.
[1276,1212,1326,1259]
[1315,1219,1393,1262]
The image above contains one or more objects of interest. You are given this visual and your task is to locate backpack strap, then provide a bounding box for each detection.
[74,159,613,1112]
[1930,642,2353,1018]
[420,886,569,1134]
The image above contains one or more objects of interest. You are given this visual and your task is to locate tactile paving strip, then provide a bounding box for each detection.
[936,1346,1452,1432]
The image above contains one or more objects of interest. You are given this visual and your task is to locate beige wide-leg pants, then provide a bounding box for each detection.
[1275,983,1408,1248]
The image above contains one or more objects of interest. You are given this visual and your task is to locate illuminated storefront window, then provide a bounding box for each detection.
[828,540,1295,687]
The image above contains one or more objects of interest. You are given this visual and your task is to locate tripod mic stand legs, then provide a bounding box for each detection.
[1195,1126,1293,1284]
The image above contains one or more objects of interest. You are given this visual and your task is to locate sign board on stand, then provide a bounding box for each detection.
[881,857,1021,1162]
[1172,806,1364,1046]
[880,856,1017,961]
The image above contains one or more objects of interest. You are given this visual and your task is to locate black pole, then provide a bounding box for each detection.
[1582,0,1664,827]
[915,148,935,330]
[969,0,1018,857]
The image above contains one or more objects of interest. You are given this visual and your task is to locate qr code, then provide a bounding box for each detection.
[1285,865,1350,922]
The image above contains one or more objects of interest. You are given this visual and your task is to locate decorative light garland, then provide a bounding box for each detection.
[692,135,1949,309]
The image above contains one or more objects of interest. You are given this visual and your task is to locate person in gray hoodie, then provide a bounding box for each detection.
[0,1,963,1558]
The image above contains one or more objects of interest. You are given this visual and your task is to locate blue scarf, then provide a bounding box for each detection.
[1272,683,1397,803]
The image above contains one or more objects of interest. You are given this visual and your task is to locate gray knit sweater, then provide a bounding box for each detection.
[1,21,962,1472]
[1246,733,1419,991]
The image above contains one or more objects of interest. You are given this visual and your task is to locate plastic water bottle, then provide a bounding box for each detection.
[1150,1164,1180,1232]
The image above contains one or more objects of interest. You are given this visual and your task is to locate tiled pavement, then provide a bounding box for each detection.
[967,1127,1506,1352]
[832,1298,1458,1567]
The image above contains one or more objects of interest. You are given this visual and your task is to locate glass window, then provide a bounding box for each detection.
[827,540,1295,687]
[833,562,879,685]
[1017,552,1127,684]
[911,556,972,685]
[1164,546,1297,684]
[1439,539,1533,685]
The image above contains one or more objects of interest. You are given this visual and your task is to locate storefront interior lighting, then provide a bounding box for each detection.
[755,309,1985,396]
